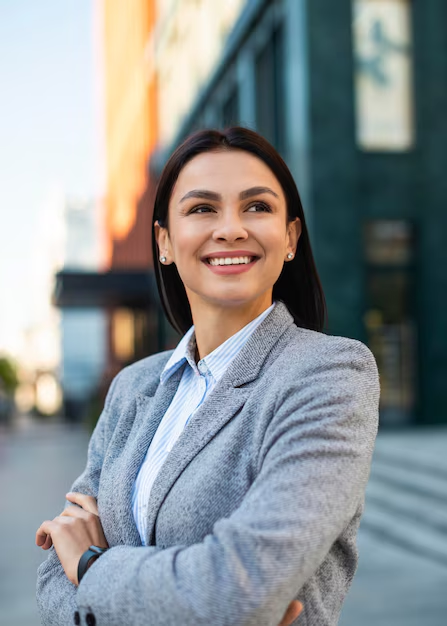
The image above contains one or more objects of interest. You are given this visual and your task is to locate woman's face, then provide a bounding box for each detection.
[155,149,301,313]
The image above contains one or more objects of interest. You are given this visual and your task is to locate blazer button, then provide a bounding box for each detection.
[73,611,80,625]
[86,613,96,626]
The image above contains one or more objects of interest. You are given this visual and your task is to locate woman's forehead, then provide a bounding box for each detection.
[171,150,284,200]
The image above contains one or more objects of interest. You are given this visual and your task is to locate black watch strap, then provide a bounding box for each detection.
[77,545,108,584]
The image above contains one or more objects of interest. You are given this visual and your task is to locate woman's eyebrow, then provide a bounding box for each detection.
[179,186,279,203]
[239,186,279,200]
[180,189,221,203]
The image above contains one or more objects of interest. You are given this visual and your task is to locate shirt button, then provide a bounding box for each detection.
[86,613,96,626]
[73,611,80,625]
[197,360,208,375]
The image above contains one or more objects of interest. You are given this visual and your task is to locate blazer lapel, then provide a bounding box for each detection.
[144,383,251,546]
[143,300,295,546]
[118,367,185,546]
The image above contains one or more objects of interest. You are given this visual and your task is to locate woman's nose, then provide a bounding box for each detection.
[212,209,248,242]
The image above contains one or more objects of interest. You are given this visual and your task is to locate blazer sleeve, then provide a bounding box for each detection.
[74,339,380,626]
[36,373,122,625]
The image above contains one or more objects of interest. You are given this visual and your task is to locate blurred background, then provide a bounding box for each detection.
[0,1,446,624]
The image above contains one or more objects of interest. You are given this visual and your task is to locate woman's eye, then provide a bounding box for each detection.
[189,205,214,214]
[188,202,271,214]
[247,202,272,213]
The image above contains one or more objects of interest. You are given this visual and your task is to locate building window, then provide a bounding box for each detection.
[112,308,135,362]
[352,0,415,151]
[255,23,285,154]
[364,220,417,425]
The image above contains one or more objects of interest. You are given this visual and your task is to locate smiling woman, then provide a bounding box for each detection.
[36,128,380,626]
[152,127,326,338]
[153,143,304,356]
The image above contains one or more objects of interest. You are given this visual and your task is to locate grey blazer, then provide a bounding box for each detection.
[36,301,380,626]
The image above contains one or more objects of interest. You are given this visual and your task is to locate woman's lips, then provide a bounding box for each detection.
[202,258,259,275]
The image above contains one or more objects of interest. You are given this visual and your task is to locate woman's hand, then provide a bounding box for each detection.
[36,495,302,621]
[35,492,108,586]
[36,493,100,551]
[278,600,303,625]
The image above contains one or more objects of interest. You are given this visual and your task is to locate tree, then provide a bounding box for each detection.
[0,356,19,394]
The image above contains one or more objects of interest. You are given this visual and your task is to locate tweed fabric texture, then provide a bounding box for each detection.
[132,301,275,545]
[36,300,380,626]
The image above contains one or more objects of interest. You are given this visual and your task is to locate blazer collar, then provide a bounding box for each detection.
[120,300,295,547]
[224,299,295,388]
[160,301,277,386]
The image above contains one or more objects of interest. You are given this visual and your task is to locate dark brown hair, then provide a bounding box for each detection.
[151,127,327,334]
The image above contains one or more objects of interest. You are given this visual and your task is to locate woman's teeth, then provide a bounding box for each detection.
[207,256,255,266]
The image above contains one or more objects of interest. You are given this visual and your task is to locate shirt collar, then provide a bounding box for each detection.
[160,301,276,385]
[160,325,197,385]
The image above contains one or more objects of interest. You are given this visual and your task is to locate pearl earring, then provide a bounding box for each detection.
[160,256,167,263]
[287,252,294,259]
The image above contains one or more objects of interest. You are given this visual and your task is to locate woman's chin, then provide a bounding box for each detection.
[192,289,268,310]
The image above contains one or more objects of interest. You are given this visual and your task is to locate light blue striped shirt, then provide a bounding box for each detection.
[131,301,276,545]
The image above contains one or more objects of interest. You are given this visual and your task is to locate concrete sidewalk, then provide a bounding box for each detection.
[0,416,446,625]
[341,427,447,626]
[0,415,90,626]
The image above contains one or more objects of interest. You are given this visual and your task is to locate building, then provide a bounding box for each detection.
[59,198,107,422]
[151,0,447,427]
[55,0,163,387]
[100,0,162,377]
[56,0,447,427]
[57,0,249,381]
[153,0,246,148]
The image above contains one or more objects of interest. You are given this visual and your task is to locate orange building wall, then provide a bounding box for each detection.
[102,0,158,269]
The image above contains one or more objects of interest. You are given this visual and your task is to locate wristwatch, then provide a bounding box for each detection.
[77,545,109,584]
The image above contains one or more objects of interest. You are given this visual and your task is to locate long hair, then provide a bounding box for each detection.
[151,127,327,334]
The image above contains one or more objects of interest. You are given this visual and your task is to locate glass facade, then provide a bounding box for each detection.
[255,24,286,154]
[352,0,415,150]
[222,88,239,127]
[364,220,417,425]
[158,0,447,425]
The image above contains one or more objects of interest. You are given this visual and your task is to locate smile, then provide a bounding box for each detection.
[202,256,259,275]
[207,256,255,266]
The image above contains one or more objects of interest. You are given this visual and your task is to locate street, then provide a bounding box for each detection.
[0,416,90,626]
[341,427,447,625]
[0,416,446,626]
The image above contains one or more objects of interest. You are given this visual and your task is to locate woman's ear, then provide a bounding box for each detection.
[287,217,302,255]
[154,220,166,251]
[154,220,172,262]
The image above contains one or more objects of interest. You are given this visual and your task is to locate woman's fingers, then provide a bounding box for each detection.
[278,600,303,626]
[56,492,97,524]
[36,532,53,550]
[36,492,98,550]
[36,529,52,549]
[35,519,58,548]
[35,510,109,586]
[65,492,99,515]
[59,505,91,521]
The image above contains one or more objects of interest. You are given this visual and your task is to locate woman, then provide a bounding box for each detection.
[36,127,380,626]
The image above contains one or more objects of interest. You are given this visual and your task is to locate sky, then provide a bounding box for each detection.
[0,1,99,355]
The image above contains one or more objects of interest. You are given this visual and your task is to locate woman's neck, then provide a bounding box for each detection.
[189,294,273,361]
